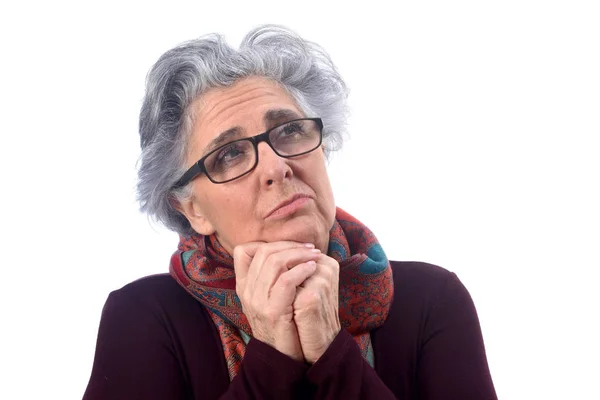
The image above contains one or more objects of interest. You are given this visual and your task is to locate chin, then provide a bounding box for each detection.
[266,212,330,247]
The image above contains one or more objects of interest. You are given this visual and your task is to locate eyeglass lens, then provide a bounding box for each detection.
[205,119,321,183]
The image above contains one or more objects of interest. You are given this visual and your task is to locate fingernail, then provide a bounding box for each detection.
[307,260,316,266]
[304,243,315,248]
[311,248,321,253]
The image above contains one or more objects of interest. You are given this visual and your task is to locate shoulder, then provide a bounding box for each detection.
[110,273,186,303]
[97,274,220,363]
[389,260,459,298]
[373,260,479,359]
[101,274,209,329]
[383,260,474,331]
[389,260,454,280]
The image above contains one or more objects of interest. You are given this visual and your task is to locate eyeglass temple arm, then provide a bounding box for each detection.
[173,162,204,189]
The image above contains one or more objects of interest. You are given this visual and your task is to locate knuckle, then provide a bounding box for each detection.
[232,245,244,260]
[246,300,260,314]
[254,246,267,261]
[276,261,289,274]
[241,288,254,303]
[278,273,292,287]
[265,251,284,265]
[262,307,279,323]
[329,260,340,273]
[311,275,329,289]
[321,255,338,269]
[268,254,291,275]
[301,289,321,305]
[320,267,333,280]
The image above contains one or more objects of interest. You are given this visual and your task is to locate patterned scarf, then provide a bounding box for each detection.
[169,207,393,380]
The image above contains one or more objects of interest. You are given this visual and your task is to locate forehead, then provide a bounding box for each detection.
[188,77,303,158]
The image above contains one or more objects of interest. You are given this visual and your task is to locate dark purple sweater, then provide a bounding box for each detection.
[83,261,497,399]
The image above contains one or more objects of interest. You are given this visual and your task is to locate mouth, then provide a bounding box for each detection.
[266,194,311,220]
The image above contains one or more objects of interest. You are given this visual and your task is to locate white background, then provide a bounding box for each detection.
[1,1,599,399]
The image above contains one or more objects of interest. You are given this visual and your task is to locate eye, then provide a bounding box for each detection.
[276,121,307,140]
[211,142,248,170]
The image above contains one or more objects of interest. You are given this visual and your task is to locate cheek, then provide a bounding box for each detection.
[321,173,336,220]
[311,164,335,214]
[212,188,256,223]
[316,160,333,196]
[197,187,238,223]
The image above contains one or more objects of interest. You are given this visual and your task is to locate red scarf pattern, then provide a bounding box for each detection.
[170,207,393,379]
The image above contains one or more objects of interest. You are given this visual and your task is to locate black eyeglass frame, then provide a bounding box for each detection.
[173,117,324,188]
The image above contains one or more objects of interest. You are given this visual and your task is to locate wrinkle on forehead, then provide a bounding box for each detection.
[185,77,303,162]
[198,81,291,127]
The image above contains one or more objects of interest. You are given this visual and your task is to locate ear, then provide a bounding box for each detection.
[173,196,216,236]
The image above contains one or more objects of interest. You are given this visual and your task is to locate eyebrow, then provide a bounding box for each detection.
[203,127,243,156]
[203,108,303,155]
[263,109,303,127]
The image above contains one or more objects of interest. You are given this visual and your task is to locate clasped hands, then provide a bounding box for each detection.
[234,241,341,364]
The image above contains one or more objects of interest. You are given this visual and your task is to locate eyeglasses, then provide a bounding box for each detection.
[173,117,323,187]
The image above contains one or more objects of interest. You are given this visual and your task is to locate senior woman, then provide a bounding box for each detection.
[84,25,497,399]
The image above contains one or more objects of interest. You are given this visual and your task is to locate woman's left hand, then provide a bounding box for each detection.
[292,252,341,364]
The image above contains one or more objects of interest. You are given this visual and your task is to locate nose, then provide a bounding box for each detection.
[256,142,293,187]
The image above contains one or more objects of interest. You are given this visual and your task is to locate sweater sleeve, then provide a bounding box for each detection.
[304,271,497,400]
[224,339,310,400]
[416,272,497,399]
[83,288,309,400]
[306,329,398,399]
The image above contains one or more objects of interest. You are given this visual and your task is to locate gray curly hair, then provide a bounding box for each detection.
[137,25,349,236]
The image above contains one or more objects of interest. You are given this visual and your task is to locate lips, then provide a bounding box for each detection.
[266,194,311,219]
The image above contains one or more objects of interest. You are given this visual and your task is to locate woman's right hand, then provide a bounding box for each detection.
[233,241,321,362]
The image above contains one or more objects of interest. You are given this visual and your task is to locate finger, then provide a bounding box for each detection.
[245,241,315,291]
[296,257,339,303]
[294,273,335,317]
[233,241,266,282]
[254,247,322,302]
[271,261,318,306]
[313,254,340,286]
[315,253,340,270]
